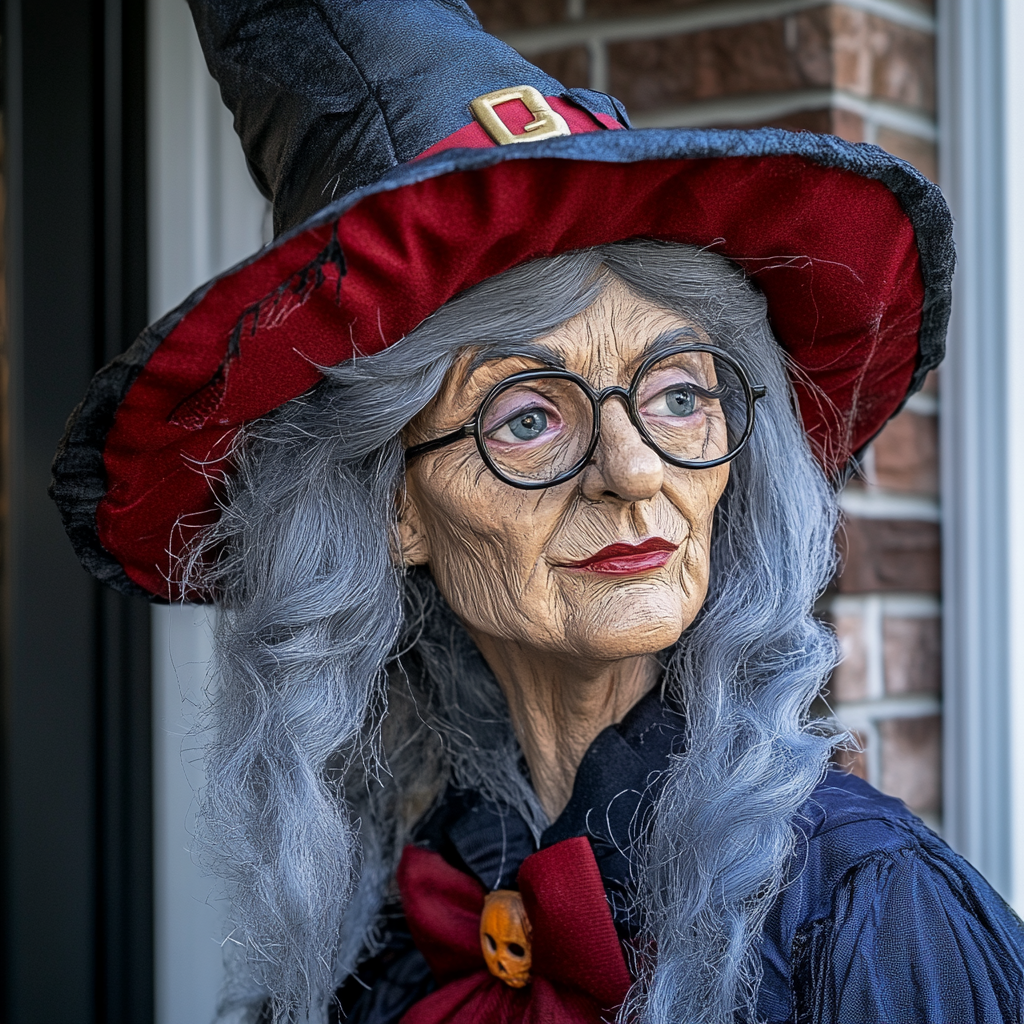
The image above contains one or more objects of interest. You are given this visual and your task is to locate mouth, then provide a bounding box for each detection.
[561,537,679,576]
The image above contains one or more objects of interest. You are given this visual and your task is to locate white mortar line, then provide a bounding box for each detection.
[501,0,935,53]
[824,593,871,616]
[905,390,939,415]
[830,693,943,726]
[839,487,941,521]
[864,718,882,788]
[879,593,942,616]
[627,89,936,141]
[832,92,938,140]
[826,593,942,617]
[567,0,585,20]
[862,115,880,146]
[860,437,878,487]
[864,594,885,700]
[628,89,833,128]
[821,0,936,32]
[588,37,608,92]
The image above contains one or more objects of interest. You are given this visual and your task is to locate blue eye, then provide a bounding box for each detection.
[664,388,697,417]
[508,409,548,440]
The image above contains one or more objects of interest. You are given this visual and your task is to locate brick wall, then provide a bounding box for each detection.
[470,0,942,827]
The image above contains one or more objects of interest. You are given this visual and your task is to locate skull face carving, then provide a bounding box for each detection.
[479,889,533,988]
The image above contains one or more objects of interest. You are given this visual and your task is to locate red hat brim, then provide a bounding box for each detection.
[52,128,950,600]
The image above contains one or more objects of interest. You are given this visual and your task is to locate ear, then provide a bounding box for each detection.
[396,485,431,567]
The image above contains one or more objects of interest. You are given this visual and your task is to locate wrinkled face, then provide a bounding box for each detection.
[399,277,731,663]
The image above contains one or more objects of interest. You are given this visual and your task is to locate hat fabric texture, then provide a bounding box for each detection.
[50,0,954,601]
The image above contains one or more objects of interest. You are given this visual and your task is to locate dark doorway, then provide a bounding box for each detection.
[3,1,153,1021]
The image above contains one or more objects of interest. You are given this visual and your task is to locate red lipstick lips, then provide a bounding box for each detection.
[563,537,678,575]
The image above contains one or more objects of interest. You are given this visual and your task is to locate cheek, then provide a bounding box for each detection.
[665,466,729,593]
[667,465,729,539]
[407,462,569,632]
[413,465,534,552]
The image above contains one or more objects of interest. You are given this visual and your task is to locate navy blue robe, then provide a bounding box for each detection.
[334,693,1024,1023]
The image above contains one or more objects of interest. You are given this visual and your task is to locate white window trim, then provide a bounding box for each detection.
[938,0,1024,912]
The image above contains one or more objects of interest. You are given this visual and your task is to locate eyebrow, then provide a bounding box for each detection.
[466,325,703,377]
[466,341,567,374]
[642,326,702,358]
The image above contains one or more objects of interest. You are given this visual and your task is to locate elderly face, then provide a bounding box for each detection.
[398,277,731,663]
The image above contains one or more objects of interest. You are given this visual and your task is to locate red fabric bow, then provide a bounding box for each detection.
[397,836,633,1024]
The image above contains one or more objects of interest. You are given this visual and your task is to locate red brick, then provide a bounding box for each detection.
[468,0,566,33]
[761,109,834,134]
[828,614,868,702]
[837,517,940,594]
[831,7,871,98]
[608,11,832,111]
[833,731,869,780]
[723,108,830,133]
[724,108,860,138]
[831,8,935,113]
[879,715,941,814]
[830,106,865,142]
[717,107,863,139]
[876,127,937,182]
[534,45,590,89]
[883,616,941,695]
[871,410,938,495]
[603,8,933,115]
[869,16,935,113]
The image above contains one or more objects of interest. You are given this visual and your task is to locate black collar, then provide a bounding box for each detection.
[413,688,685,935]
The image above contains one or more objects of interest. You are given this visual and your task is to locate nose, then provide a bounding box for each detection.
[580,398,664,502]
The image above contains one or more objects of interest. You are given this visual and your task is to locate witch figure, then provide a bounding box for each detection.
[51,1,1024,1022]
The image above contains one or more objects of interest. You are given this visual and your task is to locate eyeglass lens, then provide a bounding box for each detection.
[478,349,748,486]
[479,376,595,485]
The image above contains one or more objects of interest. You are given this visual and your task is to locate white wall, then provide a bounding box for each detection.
[148,1,270,1022]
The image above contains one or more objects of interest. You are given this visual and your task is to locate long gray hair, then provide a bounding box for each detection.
[183,240,841,1024]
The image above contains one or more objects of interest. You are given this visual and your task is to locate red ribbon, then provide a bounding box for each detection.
[397,836,633,1024]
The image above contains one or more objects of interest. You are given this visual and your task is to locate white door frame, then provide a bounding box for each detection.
[938,0,1024,912]
[148,1,269,1021]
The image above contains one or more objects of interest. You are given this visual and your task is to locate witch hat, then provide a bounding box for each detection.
[51,0,953,601]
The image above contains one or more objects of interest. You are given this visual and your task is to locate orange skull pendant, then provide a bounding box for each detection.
[479,889,533,988]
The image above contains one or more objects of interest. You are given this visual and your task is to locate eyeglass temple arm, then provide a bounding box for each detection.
[404,422,475,462]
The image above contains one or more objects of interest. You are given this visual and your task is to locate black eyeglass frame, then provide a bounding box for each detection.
[404,343,768,490]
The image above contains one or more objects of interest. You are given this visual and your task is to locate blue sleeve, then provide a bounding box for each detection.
[797,842,1024,1023]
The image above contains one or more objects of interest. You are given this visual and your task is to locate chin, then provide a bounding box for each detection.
[561,584,695,661]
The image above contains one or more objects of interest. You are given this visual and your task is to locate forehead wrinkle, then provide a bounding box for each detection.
[563,301,616,383]
[460,292,709,393]
[571,308,705,387]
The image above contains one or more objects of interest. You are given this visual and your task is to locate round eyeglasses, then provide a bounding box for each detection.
[404,344,767,490]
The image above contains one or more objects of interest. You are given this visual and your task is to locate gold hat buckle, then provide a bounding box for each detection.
[469,86,571,145]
